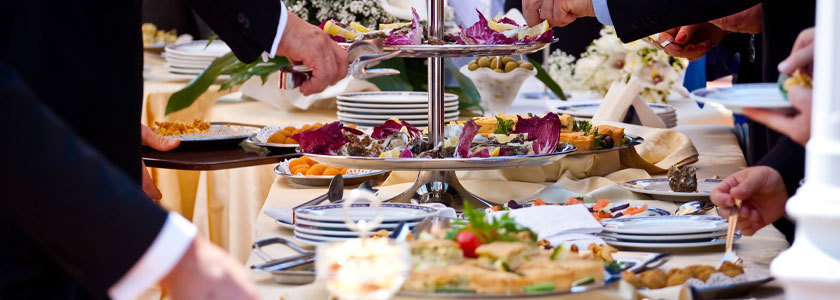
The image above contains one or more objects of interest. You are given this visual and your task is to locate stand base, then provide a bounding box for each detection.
[385,171,492,211]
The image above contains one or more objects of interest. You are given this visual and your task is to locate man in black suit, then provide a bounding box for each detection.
[0,0,346,299]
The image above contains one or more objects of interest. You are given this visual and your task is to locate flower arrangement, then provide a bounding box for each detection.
[287,0,397,26]
[546,27,687,103]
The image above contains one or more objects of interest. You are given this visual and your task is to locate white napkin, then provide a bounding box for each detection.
[239,72,378,110]
[489,204,603,240]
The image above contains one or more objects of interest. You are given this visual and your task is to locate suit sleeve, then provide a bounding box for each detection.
[605,0,761,43]
[0,62,169,296]
[756,137,805,197]
[184,0,284,63]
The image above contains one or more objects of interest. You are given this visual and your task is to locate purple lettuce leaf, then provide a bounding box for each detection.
[384,8,423,45]
[471,148,490,158]
[459,10,517,45]
[518,29,554,43]
[456,120,481,158]
[510,115,541,140]
[343,126,364,135]
[371,119,421,140]
[531,113,562,154]
[291,121,351,155]
[499,147,514,157]
[496,17,520,26]
[399,147,414,158]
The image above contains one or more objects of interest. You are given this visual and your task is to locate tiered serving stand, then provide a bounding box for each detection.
[308,0,569,211]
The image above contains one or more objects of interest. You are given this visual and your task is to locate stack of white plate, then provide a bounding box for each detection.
[598,216,736,249]
[292,203,438,245]
[555,100,678,128]
[163,40,231,75]
[337,92,460,127]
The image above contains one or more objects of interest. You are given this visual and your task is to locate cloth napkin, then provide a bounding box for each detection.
[487,204,604,248]
[240,72,378,110]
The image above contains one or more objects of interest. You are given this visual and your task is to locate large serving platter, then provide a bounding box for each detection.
[339,39,556,58]
[167,122,258,147]
[568,136,644,156]
[690,83,792,114]
[301,144,577,171]
[273,161,388,186]
[396,278,614,298]
[622,178,723,202]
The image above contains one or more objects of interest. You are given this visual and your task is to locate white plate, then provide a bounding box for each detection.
[294,223,415,237]
[690,83,792,114]
[337,91,458,104]
[164,40,231,57]
[622,178,722,201]
[338,105,459,114]
[337,110,460,120]
[166,65,207,75]
[274,160,388,186]
[293,235,328,246]
[294,231,360,243]
[337,100,459,109]
[162,52,218,63]
[602,233,739,249]
[338,116,459,127]
[294,203,437,223]
[275,219,295,230]
[598,230,728,241]
[165,59,212,69]
[601,216,729,235]
[294,217,421,228]
[554,100,676,118]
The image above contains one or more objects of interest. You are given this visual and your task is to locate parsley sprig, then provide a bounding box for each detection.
[450,202,537,243]
[494,117,515,135]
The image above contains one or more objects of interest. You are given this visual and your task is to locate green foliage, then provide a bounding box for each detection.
[494,116,515,134]
[529,58,567,100]
[573,120,592,132]
[453,202,537,244]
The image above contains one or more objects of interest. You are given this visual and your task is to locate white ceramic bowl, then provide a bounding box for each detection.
[461,63,536,115]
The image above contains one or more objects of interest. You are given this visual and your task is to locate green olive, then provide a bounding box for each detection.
[519,61,535,71]
[501,56,516,65]
[490,57,500,70]
[477,57,490,68]
[504,61,518,72]
[468,62,479,71]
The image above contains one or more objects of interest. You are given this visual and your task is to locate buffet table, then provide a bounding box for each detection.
[245,122,789,299]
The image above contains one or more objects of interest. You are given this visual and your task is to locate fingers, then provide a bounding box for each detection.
[141,124,180,151]
[791,27,815,52]
[742,108,797,139]
[778,42,814,75]
[658,27,679,44]
[727,168,769,201]
[711,177,737,209]
[300,36,344,95]
[540,0,555,25]
[141,162,162,202]
[675,26,693,44]
[523,0,544,27]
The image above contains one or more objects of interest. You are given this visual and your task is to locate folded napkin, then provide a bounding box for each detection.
[240,72,378,110]
[489,204,602,239]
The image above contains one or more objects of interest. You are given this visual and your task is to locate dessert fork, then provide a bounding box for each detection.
[718,198,744,268]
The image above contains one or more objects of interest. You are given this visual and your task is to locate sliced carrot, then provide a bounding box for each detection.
[594,211,612,219]
[491,206,501,211]
[534,198,546,206]
[566,197,583,205]
[624,204,648,215]
[592,199,611,211]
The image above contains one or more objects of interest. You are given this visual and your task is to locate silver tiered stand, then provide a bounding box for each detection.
[308,0,567,211]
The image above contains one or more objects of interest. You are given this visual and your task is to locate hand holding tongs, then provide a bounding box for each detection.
[279,39,402,89]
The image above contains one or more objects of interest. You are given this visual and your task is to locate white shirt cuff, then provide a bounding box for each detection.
[593,0,614,26]
[108,212,197,300]
[262,1,290,62]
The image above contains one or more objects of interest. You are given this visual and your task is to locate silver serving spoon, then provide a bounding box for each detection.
[674,201,715,216]
[290,174,344,222]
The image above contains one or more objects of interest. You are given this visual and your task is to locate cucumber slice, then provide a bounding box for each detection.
[524,282,555,293]
[572,277,596,286]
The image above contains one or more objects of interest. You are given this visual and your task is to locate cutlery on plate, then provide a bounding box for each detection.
[633,252,673,274]
[279,39,402,89]
[718,198,744,268]
[291,175,344,223]
[674,201,715,216]
[332,179,377,205]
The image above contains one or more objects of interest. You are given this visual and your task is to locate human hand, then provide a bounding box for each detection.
[141,124,179,202]
[709,4,763,34]
[277,13,348,96]
[711,166,788,236]
[523,0,594,27]
[743,85,812,146]
[161,238,259,300]
[778,27,815,76]
[658,22,727,61]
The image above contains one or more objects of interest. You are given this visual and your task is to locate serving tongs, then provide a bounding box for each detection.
[279,39,402,89]
[250,237,316,284]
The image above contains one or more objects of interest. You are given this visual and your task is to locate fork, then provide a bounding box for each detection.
[718,198,744,268]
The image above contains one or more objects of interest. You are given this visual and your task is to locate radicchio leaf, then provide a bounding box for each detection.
[291,121,356,155]
[471,148,490,158]
[531,113,562,154]
[371,119,421,140]
[496,17,520,26]
[384,8,423,45]
[456,120,481,158]
[399,147,414,158]
[518,29,554,43]
[510,115,541,140]
[459,10,517,45]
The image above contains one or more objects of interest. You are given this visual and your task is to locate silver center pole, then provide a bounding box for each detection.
[427,0,445,144]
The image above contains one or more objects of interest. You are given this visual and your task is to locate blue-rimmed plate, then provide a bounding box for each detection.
[294,203,438,223]
[622,178,723,202]
[555,100,676,118]
[690,83,792,114]
[601,216,729,235]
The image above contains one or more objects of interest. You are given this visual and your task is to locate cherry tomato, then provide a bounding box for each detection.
[455,230,483,258]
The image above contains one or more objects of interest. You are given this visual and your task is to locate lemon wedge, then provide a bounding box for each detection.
[517,20,550,40]
[350,21,371,33]
[380,148,402,158]
[443,137,458,148]
[488,134,517,143]
[488,18,519,32]
[323,20,358,40]
[489,147,501,157]
[379,22,412,30]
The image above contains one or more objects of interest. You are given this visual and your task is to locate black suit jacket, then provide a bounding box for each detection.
[0,0,283,298]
